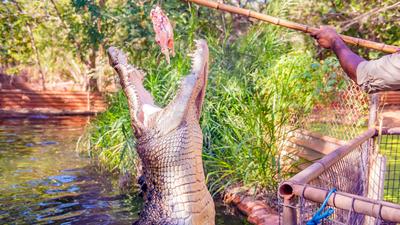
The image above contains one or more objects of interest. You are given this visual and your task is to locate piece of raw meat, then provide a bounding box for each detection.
[150,6,175,64]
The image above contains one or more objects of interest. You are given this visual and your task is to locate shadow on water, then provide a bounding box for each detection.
[0,116,247,224]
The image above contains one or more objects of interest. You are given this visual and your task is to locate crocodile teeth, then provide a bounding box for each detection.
[190,40,206,73]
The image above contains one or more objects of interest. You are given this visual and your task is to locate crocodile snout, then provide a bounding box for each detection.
[107,47,128,67]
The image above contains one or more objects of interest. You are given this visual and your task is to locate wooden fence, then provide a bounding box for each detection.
[0,90,107,115]
[380,91,400,106]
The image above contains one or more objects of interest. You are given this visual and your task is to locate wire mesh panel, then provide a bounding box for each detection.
[279,76,372,224]
[279,132,400,224]
[296,140,370,225]
[304,76,369,141]
[379,134,400,204]
[279,74,400,223]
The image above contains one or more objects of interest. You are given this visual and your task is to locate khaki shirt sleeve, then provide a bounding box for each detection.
[356,53,400,93]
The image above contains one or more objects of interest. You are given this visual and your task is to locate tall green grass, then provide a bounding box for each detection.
[201,25,329,193]
[77,91,138,174]
[78,2,335,195]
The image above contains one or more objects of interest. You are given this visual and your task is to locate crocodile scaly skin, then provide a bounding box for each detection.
[108,40,215,225]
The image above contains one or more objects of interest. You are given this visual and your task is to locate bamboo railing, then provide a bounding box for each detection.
[186,0,400,54]
[280,128,376,186]
[282,184,400,222]
[278,128,400,224]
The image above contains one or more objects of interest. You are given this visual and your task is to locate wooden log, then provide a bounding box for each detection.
[0,90,104,95]
[0,93,104,99]
[0,99,106,105]
[0,109,104,115]
[0,90,107,114]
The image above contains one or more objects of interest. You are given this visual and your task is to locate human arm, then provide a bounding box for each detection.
[311,26,366,82]
[311,26,400,93]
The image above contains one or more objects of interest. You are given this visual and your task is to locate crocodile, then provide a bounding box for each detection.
[107,40,215,225]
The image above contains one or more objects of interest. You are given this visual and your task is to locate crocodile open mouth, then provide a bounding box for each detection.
[107,39,209,130]
[190,39,209,76]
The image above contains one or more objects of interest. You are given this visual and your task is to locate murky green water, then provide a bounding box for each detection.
[0,116,245,224]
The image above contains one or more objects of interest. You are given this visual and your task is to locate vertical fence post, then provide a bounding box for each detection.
[365,93,385,225]
[283,197,297,225]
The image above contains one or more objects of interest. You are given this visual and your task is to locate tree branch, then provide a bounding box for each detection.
[340,2,400,31]
[11,0,46,90]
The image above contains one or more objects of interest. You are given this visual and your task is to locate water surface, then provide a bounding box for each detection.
[0,116,245,224]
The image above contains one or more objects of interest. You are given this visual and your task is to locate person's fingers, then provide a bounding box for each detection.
[321,25,332,30]
[310,29,318,35]
[319,25,329,33]
[315,32,322,39]
[322,25,338,34]
[310,29,321,38]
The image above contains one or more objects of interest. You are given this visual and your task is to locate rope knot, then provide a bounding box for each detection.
[306,188,337,225]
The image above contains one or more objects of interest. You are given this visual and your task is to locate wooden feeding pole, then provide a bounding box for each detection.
[186,0,400,54]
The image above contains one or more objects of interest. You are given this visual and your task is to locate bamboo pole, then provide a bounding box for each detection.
[381,127,400,135]
[186,0,400,54]
[368,94,379,129]
[281,128,376,186]
[277,128,400,222]
[366,93,381,225]
[365,155,386,225]
[280,184,400,222]
[282,198,297,225]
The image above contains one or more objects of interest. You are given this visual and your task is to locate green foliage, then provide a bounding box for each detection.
[291,0,400,58]
[78,91,138,174]
[202,25,330,193]
[0,1,33,66]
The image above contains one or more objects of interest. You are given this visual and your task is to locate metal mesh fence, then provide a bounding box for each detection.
[279,71,400,224]
[379,134,400,204]
[279,134,399,225]
[295,139,371,225]
[303,74,369,141]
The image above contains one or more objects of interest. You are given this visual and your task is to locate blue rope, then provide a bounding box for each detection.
[306,188,337,225]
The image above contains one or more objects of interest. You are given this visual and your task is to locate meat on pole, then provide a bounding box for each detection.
[186,0,400,54]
